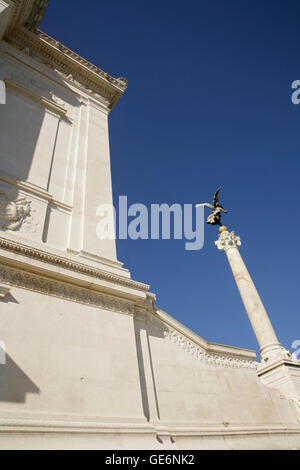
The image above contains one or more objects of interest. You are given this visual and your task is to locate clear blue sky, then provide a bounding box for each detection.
[42,0,300,356]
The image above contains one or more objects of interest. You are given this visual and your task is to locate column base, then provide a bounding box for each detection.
[257,357,300,412]
[260,342,292,364]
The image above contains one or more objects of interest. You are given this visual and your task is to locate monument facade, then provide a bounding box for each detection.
[0,0,299,449]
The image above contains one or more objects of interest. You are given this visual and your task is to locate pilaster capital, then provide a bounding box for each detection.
[215,230,241,252]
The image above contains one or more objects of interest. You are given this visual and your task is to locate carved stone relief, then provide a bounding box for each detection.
[164,328,257,370]
[0,264,136,316]
[0,193,32,231]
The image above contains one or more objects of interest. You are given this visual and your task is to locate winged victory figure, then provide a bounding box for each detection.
[195,187,228,226]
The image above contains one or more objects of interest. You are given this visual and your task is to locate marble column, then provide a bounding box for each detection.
[215,226,300,411]
[215,227,290,364]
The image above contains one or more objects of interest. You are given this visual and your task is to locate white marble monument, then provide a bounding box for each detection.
[0,0,299,450]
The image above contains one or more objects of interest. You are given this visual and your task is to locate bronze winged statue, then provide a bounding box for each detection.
[195,187,228,226]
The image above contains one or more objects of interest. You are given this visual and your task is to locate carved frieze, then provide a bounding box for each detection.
[0,264,136,315]
[164,328,257,370]
[0,262,257,369]
[0,238,150,292]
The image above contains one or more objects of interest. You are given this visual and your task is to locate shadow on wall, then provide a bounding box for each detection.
[134,312,168,422]
[0,71,81,183]
[0,292,19,304]
[0,347,40,403]
[0,64,81,240]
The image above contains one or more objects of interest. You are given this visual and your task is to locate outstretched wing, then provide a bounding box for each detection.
[213,187,222,207]
[195,202,214,209]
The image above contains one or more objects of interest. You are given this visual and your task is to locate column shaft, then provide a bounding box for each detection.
[215,229,288,362]
[225,244,279,348]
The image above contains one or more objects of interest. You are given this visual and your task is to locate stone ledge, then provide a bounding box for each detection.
[0,419,299,451]
[0,236,150,297]
[0,415,299,436]
[258,358,300,376]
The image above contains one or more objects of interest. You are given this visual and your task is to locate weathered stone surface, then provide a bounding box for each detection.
[0,0,299,450]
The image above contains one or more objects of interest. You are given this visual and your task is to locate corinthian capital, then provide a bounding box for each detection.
[215,229,241,252]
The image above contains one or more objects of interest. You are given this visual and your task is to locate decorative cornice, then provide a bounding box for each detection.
[215,230,241,252]
[24,0,48,31]
[36,30,128,91]
[5,0,48,34]
[4,26,128,109]
[5,0,31,33]
[4,0,47,31]
[164,328,257,370]
[0,237,150,293]
[0,263,136,315]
